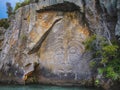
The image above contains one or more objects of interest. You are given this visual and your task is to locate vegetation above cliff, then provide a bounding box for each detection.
[85,35,120,81]
[0,19,9,29]
[14,0,30,11]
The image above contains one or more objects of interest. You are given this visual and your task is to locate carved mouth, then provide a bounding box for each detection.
[36,1,80,13]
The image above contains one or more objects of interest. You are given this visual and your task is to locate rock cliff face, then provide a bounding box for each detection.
[0,27,6,53]
[0,0,120,89]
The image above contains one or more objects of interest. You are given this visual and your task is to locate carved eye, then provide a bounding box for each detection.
[56,47,64,55]
[69,47,77,54]
[56,50,62,55]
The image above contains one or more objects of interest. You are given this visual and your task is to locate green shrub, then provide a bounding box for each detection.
[14,2,21,11]
[95,79,100,85]
[90,61,96,67]
[0,19,9,29]
[85,34,120,81]
[14,0,30,11]
[84,34,96,51]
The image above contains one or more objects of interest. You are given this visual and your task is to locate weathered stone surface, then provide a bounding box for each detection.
[99,0,117,16]
[0,27,6,53]
[37,11,90,79]
[0,0,119,89]
[115,0,120,40]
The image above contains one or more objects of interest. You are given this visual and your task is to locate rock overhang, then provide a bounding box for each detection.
[36,1,81,13]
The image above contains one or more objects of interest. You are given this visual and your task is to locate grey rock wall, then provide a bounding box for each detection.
[0,0,119,89]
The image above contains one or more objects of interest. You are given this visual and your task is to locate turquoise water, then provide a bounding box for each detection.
[0,85,101,90]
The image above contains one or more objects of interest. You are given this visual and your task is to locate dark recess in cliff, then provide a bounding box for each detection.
[36,2,81,13]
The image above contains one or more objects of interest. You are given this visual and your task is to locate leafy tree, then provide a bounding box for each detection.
[6,2,13,17]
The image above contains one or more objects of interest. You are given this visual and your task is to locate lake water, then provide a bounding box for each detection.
[0,85,102,90]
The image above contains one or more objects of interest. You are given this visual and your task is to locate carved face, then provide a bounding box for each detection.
[34,11,91,75]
